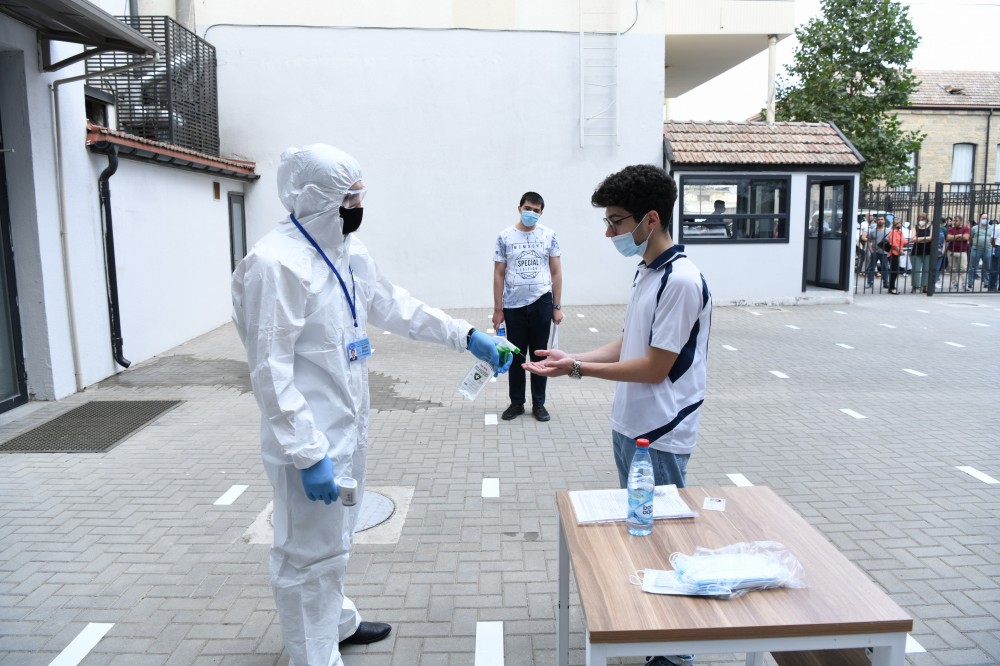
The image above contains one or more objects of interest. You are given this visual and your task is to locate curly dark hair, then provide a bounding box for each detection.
[591,164,677,234]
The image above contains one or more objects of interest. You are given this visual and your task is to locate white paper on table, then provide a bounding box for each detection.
[569,485,697,524]
[549,323,559,350]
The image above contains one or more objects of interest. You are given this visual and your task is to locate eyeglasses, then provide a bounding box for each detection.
[603,213,637,232]
[342,187,367,209]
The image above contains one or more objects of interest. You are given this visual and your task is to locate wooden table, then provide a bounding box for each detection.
[556,486,912,666]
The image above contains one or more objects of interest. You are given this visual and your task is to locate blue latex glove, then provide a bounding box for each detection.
[300,457,339,504]
[468,329,500,367]
[493,337,514,375]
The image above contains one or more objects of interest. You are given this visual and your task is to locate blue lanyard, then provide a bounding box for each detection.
[289,214,358,329]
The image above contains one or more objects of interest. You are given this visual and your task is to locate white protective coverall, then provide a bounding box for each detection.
[232,144,472,666]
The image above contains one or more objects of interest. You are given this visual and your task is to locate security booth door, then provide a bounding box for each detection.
[0,115,28,413]
[805,179,850,290]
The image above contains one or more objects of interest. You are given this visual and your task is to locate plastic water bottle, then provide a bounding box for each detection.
[496,323,507,339]
[627,438,655,536]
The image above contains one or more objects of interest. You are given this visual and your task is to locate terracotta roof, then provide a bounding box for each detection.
[907,70,1000,108]
[663,121,863,167]
[85,122,258,180]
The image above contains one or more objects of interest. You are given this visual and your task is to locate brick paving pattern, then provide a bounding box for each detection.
[0,293,997,665]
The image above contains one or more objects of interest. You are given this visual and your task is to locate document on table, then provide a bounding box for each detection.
[569,485,697,524]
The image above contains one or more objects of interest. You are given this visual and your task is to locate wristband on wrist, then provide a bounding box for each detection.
[553,305,561,310]
[466,328,476,348]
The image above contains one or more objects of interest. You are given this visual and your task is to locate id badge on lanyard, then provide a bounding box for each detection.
[346,334,371,363]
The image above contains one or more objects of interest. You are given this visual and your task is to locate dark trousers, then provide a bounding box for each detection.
[503,292,553,406]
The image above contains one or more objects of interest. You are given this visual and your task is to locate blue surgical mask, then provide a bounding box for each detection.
[521,210,540,227]
[611,214,651,257]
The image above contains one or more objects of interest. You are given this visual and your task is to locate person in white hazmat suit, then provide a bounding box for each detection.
[232,144,511,666]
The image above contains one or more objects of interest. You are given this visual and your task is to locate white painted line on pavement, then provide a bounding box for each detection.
[484,414,498,426]
[944,341,965,348]
[880,323,896,329]
[482,478,500,498]
[577,313,585,317]
[382,330,391,334]
[588,327,598,333]
[722,345,738,351]
[727,473,753,487]
[50,623,115,666]
[957,466,999,484]
[916,309,929,314]
[840,409,867,419]
[475,621,505,666]
[750,311,762,316]
[785,325,800,330]
[833,310,846,315]
[214,484,249,506]
[836,343,854,349]
[902,369,927,377]
[971,322,990,327]
[906,634,926,653]
[769,371,789,379]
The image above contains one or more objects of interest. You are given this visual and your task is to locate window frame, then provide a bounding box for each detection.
[950,142,976,190]
[677,174,792,245]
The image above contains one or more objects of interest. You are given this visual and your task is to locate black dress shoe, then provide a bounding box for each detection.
[501,403,525,420]
[341,621,392,645]
[532,404,551,422]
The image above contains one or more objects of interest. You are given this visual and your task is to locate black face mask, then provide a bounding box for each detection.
[340,206,363,235]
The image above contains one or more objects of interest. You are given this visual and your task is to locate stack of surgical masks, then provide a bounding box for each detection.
[632,540,806,599]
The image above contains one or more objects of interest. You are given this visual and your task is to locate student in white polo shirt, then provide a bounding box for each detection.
[523,164,712,490]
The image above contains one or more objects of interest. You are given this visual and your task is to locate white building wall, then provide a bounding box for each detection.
[212,26,665,308]
[1,13,243,401]
[98,161,242,365]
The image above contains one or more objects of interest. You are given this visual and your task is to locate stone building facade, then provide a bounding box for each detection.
[895,70,1000,188]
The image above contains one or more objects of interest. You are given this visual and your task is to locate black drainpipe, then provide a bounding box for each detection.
[93,141,131,368]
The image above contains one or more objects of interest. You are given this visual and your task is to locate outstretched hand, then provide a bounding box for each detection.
[522,348,574,377]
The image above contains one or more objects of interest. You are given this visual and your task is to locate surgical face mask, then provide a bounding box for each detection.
[520,210,540,227]
[981,218,989,226]
[611,214,651,257]
[340,206,363,235]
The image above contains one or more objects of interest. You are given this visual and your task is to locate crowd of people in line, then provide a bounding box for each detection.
[858,211,1000,294]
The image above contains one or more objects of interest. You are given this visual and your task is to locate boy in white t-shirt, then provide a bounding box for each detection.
[492,192,564,422]
[523,165,712,489]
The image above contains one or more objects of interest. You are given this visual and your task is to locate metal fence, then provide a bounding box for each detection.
[86,16,220,156]
[858,183,1000,295]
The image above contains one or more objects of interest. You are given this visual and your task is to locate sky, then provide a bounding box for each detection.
[669,0,1000,121]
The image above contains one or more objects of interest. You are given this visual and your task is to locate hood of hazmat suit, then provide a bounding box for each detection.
[231,144,472,666]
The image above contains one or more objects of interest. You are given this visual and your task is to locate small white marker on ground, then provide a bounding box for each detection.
[727,473,753,487]
[482,478,500,498]
[971,322,990,327]
[484,414,498,426]
[836,343,854,349]
[916,309,929,314]
[588,327,598,333]
[722,345,738,351]
[577,313,585,318]
[840,408,867,419]
[489,376,497,383]
[50,623,115,666]
[906,634,926,654]
[750,311,762,316]
[880,323,896,329]
[769,371,789,379]
[214,484,249,506]
[785,325,800,330]
[902,369,927,377]
[475,621,505,666]
[956,466,999,484]
[833,310,846,315]
[382,330,391,335]
[944,341,965,348]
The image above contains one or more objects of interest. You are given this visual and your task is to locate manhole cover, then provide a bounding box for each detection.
[355,491,395,532]
[0,400,182,453]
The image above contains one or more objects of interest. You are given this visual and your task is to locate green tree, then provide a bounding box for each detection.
[774,0,924,187]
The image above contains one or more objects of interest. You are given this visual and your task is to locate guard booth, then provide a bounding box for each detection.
[663,121,864,305]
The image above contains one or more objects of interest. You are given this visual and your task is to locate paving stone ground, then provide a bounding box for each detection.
[0,292,997,665]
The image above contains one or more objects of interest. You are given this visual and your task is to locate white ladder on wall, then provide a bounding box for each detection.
[579,0,621,147]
